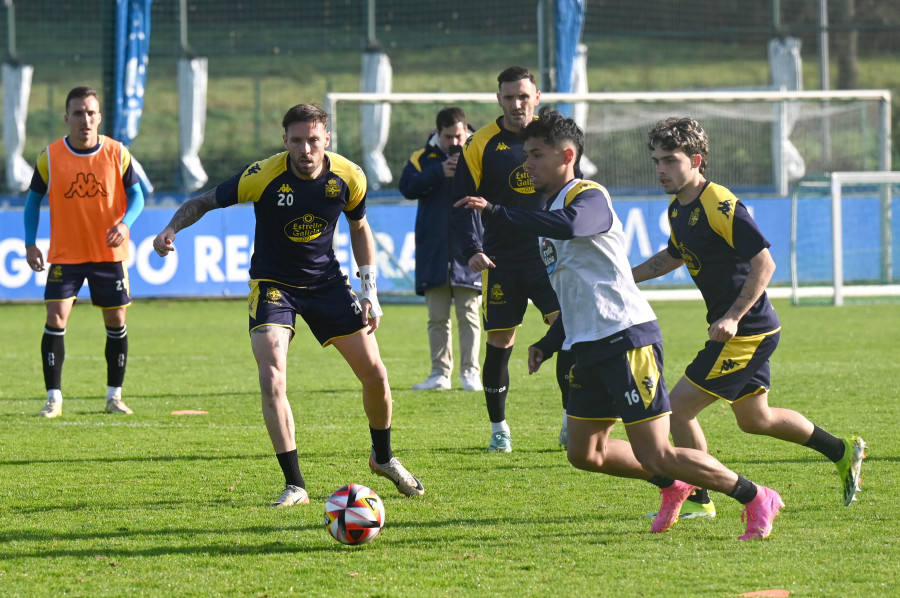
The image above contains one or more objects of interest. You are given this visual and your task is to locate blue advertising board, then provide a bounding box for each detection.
[0,195,895,301]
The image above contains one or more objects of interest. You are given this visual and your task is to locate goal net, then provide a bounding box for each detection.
[791,172,900,305]
[324,90,892,195]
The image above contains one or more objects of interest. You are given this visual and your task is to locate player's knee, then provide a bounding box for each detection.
[356,361,389,388]
[736,415,769,435]
[632,445,669,474]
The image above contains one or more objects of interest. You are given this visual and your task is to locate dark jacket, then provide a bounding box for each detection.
[399,132,482,296]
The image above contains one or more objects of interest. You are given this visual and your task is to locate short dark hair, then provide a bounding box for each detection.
[65,86,100,112]
[521,107,584,164]
[435,107,466,132]
[282,104,328,131]
[497,66,535,89]
[647,117,709,175]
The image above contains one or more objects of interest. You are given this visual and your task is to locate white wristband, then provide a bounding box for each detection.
[358,265,383,317]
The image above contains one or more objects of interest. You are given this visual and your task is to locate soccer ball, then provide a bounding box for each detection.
[324,484,385,545]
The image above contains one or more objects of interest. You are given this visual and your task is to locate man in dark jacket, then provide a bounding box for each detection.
[400,107,483,392]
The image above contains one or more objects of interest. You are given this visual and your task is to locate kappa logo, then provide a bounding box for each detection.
[671,206,678,219]
[325,179,340,198]
[64,172,108,199]
[278,183,293,193]
[717,200,732,217]
[720,358,740,373]
[244,163,262,177]
[495,142,510,151]
[641,375,655,394]
[689,207,701,226]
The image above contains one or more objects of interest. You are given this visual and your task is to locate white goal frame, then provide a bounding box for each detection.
[790,171,900,306]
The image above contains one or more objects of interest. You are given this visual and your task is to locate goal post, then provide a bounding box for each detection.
[790,172,900,306]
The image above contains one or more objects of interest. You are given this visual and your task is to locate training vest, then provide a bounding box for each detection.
[41,136,130,264]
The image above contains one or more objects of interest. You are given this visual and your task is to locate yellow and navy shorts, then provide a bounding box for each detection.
[44,262,131,309]
[481,263,560,332]
[684,328,781,403]
[248,275,366,347]
[567,340,671,426]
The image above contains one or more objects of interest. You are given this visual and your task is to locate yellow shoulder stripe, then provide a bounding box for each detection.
[36,147,50,184]
[237,152,289,203]
[699,182,739,249]
[408,148,426,172]
[462,121,501,192]
[563,180,606,207]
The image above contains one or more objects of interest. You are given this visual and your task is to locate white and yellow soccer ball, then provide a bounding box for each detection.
[324,484,385,545]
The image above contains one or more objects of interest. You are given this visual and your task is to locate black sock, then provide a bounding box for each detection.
[727,475,758,505]
[41,326,65,391]
[804,424,846,463]
[275,449,305,488]
[370,426,393,464]
[648,475,675,489]
[687,488,711,504]
[483,344,513,423]
[105,325,128,387]
[555,349,575,410]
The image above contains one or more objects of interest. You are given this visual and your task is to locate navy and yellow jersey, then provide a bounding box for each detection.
[216,151,367,287]
[665,181,779,335]
[451,116,545,268]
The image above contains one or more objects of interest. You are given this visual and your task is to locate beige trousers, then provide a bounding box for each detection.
[423,285,482,377]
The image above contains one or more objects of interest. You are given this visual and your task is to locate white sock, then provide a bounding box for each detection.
[47,389,62,401]
[490,420,510,435]
[106,386,122,401]
[561,409,567,429]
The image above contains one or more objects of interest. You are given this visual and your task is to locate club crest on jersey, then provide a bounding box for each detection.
[65,172,108,199]
[689,207,701,226]
[509,164,535,194]
[284,213,328,243]
[541,238,558,275]
[325,179,340,198]
[677,242,701,276]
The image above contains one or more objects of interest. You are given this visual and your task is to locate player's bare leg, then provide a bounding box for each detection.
[251,326,296,453]
[667,376,716,451]
[333,330,424,496]
[730,390,815,442]
[566,417,652,480]
[252,325,307,506]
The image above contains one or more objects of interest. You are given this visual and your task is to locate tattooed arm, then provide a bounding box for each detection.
[153,189,221,257]
[631,248,684,283]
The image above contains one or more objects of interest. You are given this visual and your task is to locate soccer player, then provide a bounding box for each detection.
[451,66,575,452]
[399,107,483,392]
[632,117,865,517]
[457,107,784,539]
[152,104,424,506]
[24,86,145,418]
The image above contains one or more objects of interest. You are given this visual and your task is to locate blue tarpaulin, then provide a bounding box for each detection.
[554,0,585,118]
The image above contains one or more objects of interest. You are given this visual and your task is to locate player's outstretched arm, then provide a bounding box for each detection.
[632,248,683,283]
[153,190,220,257]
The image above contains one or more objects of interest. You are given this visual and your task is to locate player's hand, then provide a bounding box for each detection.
[528,345,544,374]
[153,228,177,257]
[453,195,490,213]
[25,244,44,272]
[708,316,738,342]
[361,298,381,334]
[106,222,129,247]
[442,154,459,178]
[467,252,495,273]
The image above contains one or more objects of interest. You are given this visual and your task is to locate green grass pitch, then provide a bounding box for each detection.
[0,298,897,597]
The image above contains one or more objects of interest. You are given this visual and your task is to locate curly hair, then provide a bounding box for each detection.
[520,107,584,164]
[647,117,709,175]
